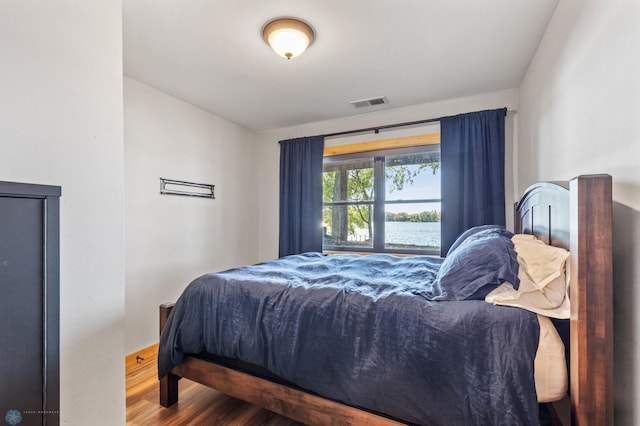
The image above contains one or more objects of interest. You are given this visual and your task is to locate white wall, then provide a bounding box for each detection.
[124,78,259,353]
[256,89,519,261]
[517,0,640,423]
[0,2,125,424]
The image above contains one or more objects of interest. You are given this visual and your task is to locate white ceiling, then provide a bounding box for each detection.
[123,0,559,132]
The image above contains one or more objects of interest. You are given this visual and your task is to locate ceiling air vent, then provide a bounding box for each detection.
[350,96,388,109]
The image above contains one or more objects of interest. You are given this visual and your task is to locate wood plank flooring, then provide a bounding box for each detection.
[126,349,305,425]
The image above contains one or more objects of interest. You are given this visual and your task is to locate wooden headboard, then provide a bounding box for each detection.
[514,174,613,425]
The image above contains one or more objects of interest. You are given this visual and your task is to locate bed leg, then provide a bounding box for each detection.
[159,302,178,407]
[160,372,179,407]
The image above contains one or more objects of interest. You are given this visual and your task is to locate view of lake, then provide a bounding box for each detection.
[350,221,441,249]
[385,221,441,248]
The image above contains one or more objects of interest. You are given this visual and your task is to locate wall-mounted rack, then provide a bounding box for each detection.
[159,178,215,199]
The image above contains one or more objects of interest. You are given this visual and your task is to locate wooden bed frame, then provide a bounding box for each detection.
[159,174,613,425]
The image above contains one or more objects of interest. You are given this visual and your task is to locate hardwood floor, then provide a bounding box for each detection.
[126,348,305,425]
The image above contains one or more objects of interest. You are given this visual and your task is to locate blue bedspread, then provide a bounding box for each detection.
[158,252,540,425]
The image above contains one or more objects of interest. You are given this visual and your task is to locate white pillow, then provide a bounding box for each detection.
[535,314,568,402]
[485,234,570,319]
[512,234,570,289]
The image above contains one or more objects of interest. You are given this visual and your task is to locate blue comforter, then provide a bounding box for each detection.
[158,252,540,425]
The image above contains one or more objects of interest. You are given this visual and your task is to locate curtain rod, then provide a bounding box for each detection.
[323,107,508,139]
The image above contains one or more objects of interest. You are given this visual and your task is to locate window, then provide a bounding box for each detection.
[322,144,441,255]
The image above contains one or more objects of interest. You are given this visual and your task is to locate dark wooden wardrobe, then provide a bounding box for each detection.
[0,181,60,425]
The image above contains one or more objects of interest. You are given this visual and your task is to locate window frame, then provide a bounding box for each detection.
[322,143,441,256]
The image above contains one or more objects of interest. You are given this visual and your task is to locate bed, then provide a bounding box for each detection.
[158,174,613,425]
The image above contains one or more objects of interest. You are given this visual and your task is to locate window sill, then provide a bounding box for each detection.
[322,250,441,258]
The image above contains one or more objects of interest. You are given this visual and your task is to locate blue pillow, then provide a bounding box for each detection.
[432,228,519,301]
[447,225,512,257]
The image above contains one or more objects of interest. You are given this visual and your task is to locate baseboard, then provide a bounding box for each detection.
[126,343,159,378]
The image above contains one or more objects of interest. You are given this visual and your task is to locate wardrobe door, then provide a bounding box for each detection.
[0,182,60,426]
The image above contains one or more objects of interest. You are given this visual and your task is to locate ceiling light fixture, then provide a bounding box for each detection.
[263,18,315,60]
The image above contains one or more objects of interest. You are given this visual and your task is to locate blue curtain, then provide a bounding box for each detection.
[279,135,325,257]
[440,108,506,256]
